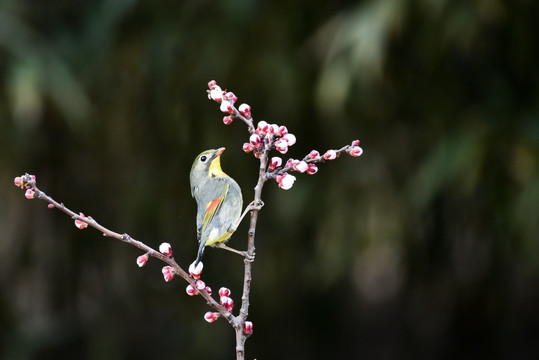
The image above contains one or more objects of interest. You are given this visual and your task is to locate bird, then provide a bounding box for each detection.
[190,148,244,266]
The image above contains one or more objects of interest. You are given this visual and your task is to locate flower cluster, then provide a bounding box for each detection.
[219,287,234,312]
[244,121,297,159]
[186,279,211,296]
[207,81,364,191]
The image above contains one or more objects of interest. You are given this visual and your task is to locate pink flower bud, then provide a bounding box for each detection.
[189,261,204,279]
[25,189,35,199]
[293,160,308,173]
[14,176,23,188]
[286,158,298,168]
[256,121,269,135]
[308,150,320,160]
[218,287,231,297]
[283,133,296,146]
[196,279,206,290]
[220,296,234,311]
[275,139,288,154]
[244,321,253,335]
[162,266,175,282]
[243,142,254,153]
[352,139,360,146]
[349,146,363,157]
[186,284,198,296]
[307,163,318,175]
[74,213,88,229]
[224,92,238,103]
[205,286,212,295]
[323,150,337,160]
[136,254,149,267]
[269,157,282,171]
[223,115,233,125]
[239,103,251,118]
[277,125,288,137]
[204,312,221,323]
[249,134,262,148]
[220,100,234,114]
[268,124,279,136]
[159,242,173,257]
[276,173,296,190]
[208,80,217,88]
[47,203,54,209]
[210,87,224,102]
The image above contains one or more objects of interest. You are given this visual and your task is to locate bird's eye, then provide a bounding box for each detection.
[200,155,207,162]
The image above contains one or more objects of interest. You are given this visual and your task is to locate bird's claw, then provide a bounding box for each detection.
[244,252,255,263]
[247,200,264,212]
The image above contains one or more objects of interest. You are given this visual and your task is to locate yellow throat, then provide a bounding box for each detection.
[209,156,227,177]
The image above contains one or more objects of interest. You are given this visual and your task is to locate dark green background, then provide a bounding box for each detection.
[1,0,538,359]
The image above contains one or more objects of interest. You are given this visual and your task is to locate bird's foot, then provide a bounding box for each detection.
[246,200,264,212]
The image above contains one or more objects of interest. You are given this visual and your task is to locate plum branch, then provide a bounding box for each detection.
[13,80,363,360]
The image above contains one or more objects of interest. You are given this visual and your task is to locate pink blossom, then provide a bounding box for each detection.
[239,103,251,118]
[220,296,234,311]
[220,100,234,114]
[269,157,282,170]
[323,150,337,160]
[224,92,238,103]
[47,203,54,209]
[189,261,204,279]
[159,242,173,257]
[352,139,360,146]
[186,284,198,296]
[293,160,308,173]
[204,312,221,323]
[74,213,88,229]
[223,115,233,125]
[307,163,318,175]
[275,139,288,154]
[218,287,231,297]
[308,150,320,160]
[136,254,149,267]
[244,321,253,335]
[25,189,35,199]
[276,173,296,190]
[14,176,23,188]
[256,121,269,135]
[250,134,262,148]
[205,286,212,296]
[195,279,206,290]
[286,158,298,168]
[210,87,224,102]
[268,124,279,136]
[243,142,254,153]
[162,266,175,282]
[277,125,288,137]
[283,133,296,146]
[349,146,363,157]
[208,80,217,88]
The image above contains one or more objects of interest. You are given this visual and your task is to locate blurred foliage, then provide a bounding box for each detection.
[1,0,539,358]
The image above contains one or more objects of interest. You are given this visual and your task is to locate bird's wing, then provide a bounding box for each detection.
[199,182,229,241]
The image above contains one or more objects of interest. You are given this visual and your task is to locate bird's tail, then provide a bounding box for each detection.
[195,240,206,267]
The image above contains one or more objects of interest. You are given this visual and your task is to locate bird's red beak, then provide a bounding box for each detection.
[215,147,226,156]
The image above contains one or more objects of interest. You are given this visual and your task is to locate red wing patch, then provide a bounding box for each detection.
[206,198,222,215]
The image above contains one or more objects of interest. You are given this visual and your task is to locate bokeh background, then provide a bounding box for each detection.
[1,0,539,359]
